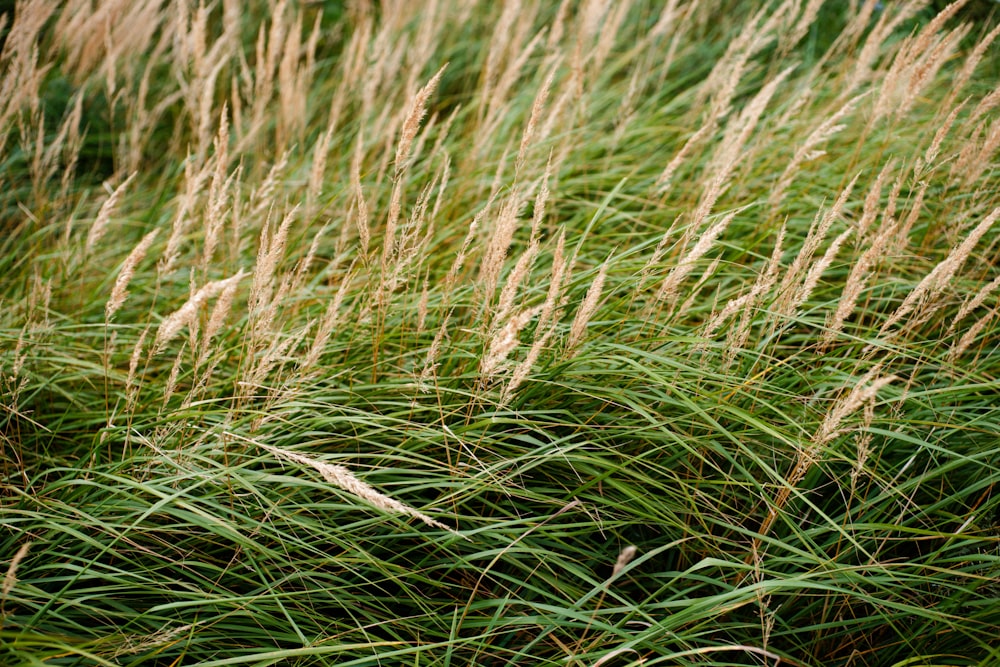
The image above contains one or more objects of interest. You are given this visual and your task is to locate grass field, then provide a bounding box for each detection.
[2,1,1000,665]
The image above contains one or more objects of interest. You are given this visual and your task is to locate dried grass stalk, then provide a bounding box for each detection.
[350,132,371,256]
[951,274,1000,331]
[479,190,526,299]
[445,203,489,295]
[162,342,186,407]
[396,65,447,172]
[125,326,149,413]
[759,370,896,541]
[201,107,231,273]
[515,62,556,175]
[956,116,1000,187]
[502,229,567,402]
[159,158,210,276]
[704,227,785,355]
[770,92,866,208]
[494,242,539,330]
[419,316,450,390]
[946,21,1000,111]
[199,270,243,362]
[302,267,354,372]
[789,227,853,314]
[383,65,447,272]
[824,218,896,346]
[774,174,858,317]
[656,121,714,193]
[814,371,897,448]
[872,0,969,121]
[249,205,297,336]
[702,65,794,209]
[843,0,929,96]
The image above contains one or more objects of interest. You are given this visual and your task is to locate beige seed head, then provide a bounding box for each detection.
[657,209,739,307]
[3,541,31,600]
[948,307,997,364]
[567,259,609,354]
[881,206,999,336]
[155,270,246,353]
[106,228,160,321]
[259,443,454,532]
[952,274,1000,330]
[612,545,638,577]
[481,305,543,380]
[503,231,568,402]
[814,370,897,449]
[86,173,136,254]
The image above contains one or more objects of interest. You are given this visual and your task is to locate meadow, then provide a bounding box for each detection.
[2,0,999,665]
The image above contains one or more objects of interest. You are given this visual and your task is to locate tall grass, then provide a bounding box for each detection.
[2,1,999,665]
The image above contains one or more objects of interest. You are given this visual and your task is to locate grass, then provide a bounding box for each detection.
[2,0,1000,665]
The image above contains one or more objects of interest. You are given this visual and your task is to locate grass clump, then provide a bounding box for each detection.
[2,1,1000,665]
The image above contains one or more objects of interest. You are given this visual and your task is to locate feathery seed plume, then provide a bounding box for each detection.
[771,92,866,208]
[125,326,149,412]
[612,545,638,577]
[880,206,999,336]
[824,218,896,346]
[657,209,739,307]
[155,270,246,353]
[106,229,160,320]
[260,443,453,532]
[515,62,556,175]
[481,305,543,380]
[3,542,31,600]
[952,274,1000,330]
[86,173,136,254]
[948,307,997,363]
[567,259,609,354]
[814,371,897,448]
[384,65,447,271]
[502,229,568,402]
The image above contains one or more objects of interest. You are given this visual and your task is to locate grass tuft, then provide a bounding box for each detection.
[2,1,999,665]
